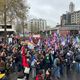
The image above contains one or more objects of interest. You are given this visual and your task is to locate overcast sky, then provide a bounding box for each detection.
[28,0,80,27]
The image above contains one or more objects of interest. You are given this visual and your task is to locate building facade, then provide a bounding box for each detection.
[61,2,80,26]
[61,13,71,26]
[71,11,80,24]
[29,18,47,33]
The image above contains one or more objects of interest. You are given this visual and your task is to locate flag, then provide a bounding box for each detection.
[50,39,54,45]
[66,35,70,43]
[73,38,77,45]
[27,42,34,49]
[76,36,80,43]
[53,32,57,37]
[31,55,36,67]
[21,46,29,67]
[61,37,66,46]
[45,39,48,45]
[37,39,41,46]
[0,74,5,79]
[29,36,33,43]
[55,43,58,50]
[47,38,51,47]
[61,41,65,46]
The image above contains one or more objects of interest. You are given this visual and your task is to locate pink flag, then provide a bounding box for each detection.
[55,43,58,51]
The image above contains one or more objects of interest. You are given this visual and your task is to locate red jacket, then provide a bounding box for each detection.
[21,46,29,67]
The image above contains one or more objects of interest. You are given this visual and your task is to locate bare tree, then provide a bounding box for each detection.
[0,0,28,23]
[0,0,29,42]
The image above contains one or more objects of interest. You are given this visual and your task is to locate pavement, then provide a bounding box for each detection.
[9,68,80,80]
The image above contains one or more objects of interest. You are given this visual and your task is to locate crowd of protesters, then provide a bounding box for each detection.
[0,33,80,80]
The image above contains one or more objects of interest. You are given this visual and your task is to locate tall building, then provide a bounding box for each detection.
[59,2,80,36]
[69,2,75,13]
[29,18,47,33]
[61,2,80,26]
[61,13,71,26]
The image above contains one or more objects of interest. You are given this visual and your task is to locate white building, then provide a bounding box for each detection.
[28,18,47,33]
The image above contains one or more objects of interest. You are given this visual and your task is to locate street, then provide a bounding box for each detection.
[9,68,80,80]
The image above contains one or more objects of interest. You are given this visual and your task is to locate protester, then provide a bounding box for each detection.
[0,33,80,80]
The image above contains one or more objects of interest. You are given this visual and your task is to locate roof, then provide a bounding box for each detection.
[59,25,80,30]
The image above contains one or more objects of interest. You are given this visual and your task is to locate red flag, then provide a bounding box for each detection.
[21,46,29,67]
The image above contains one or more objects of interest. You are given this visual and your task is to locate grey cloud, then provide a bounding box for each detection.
[28,0,80,27]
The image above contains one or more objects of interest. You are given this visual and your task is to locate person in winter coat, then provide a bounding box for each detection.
[21,46,30,80]
[65,52,73,74]
[31,55,37,79]
[53,57,60,80]
[0,57,5,73]
[44,53,51,71]
[46,68,52,80]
